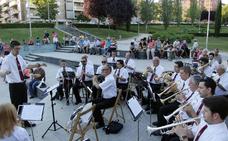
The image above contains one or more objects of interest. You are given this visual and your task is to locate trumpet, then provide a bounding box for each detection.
[163,100,191,122]
[157,83,177,97]
[160,88,188,104]
[147,116,201,135]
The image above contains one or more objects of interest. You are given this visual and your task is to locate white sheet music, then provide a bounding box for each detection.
[20,104,44,121]
[127,97,143,119]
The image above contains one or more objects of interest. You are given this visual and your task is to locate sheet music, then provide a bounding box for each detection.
[127,97,143,120]
[20,104,44,121]
[44,83,59,95]
[80,103,93,123]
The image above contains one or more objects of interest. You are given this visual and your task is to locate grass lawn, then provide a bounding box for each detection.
[193,36,228,52]
[79,28,138,40]
[0,28,64,43]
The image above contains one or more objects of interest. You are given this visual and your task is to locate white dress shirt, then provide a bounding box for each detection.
[96,65,103,75]
[114,67,129,84]
[76,64,94,81]
[1,126,30,141]
[179,91,203,120]
[215,72,228,96]
[192,119,228,141]
[146,65,164,84]
[99,73,117,99]
[107,57,119,64]
[1,53,27,83]
[56,67,74,81]
[209,59,219,72]
[203,66,213,78]
[124,58,135,74]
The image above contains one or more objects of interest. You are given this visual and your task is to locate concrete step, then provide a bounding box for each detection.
[24,57,37,62]
[55,49,72,53]
[25,55,40,60]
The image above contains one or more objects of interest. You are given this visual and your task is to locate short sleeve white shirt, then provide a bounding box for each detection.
[1,53,28,83]
[76,64,94,81]
[124,59,135,74]
[147,65,164,84]
[215,72,228,96]
[99,73,117,99]
[56,67,74,79]
[114,67,129,84]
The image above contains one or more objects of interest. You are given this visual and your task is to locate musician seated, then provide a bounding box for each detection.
[114,60,129,99]
[28,64,46,99]
[208,52,219,72]
[92,65,117,129]
[172,96,228,141]
[107,51,119,69]
[73,56,94,105]
[198,57,213,78]
[215,64,228,96]
[124,52,136,75]
[54,60,74,105]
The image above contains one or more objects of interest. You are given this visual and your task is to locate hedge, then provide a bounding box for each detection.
[0,23,55,28]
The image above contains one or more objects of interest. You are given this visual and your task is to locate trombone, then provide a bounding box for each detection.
[163,100,191,122]
[160,88,188,105]
[147,116,201,135]
[157,83,177,97]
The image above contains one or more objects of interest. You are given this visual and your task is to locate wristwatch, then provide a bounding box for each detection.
[180,135,188,141]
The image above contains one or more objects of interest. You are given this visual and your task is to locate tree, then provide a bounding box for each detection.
[32,0,58,20]
[215,0,222,37]
[76,13,90,22]
[173,0,182,26]
[140,0,154,32]
[188,0,199,25]
[161,0,172,30]
[106,0,134,26]
[222,4,228,24]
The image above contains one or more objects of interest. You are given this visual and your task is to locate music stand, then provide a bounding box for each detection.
[42,83,68,138]
[127,97,144,141]
[18,103,45,141]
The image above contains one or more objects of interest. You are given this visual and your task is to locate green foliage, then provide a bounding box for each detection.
[140,0,154,24]
[215,0,222,36]
[32,0,58,20]
[152,31,194,43]
[0,23,55,28]
[187,0,200,24]
[76,13,90,22]
[222,4,228,24]
[161,0,173,30]
[173,0,182,26]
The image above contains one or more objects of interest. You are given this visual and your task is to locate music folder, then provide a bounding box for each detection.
[127,96,144,121]
[18,103,45,121]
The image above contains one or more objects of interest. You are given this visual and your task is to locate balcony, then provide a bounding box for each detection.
[9,0,17,7]
[74,5,83,12]
[74,0,84,3]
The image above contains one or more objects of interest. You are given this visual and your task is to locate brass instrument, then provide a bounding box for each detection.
[157,83,177,97]
[160,88,188,105]
[147,116,201,135]
[163,100,191,122]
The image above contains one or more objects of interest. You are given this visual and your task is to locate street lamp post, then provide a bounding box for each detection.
[205,0,211,50]
[27,0,32,38]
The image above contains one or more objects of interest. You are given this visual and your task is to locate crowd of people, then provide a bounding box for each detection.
[0,35,228,141]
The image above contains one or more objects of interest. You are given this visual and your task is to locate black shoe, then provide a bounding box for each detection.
[66,101,69,105]
[151,130,161,136]
[96,123,104,129]
[51,94,59,101]
[144,106,151,111]
[59,96,63,101]
[24,121,36,128]
[29,96,35,99]
[75,101,82,105]
[152,121,158,126]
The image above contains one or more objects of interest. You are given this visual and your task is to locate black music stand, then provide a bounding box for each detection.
[127,97,144,141]
[42,84,68,138]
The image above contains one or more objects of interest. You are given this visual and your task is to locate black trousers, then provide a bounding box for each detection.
[73,79,92,103]
[9,82,27,110]
[56,79,73,100]
[92,97,116,125]
[157,101,180,127]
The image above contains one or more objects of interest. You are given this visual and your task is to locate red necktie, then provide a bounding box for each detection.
[194,125,208,141]
[82,65,86,81]
[16,57,24,81]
